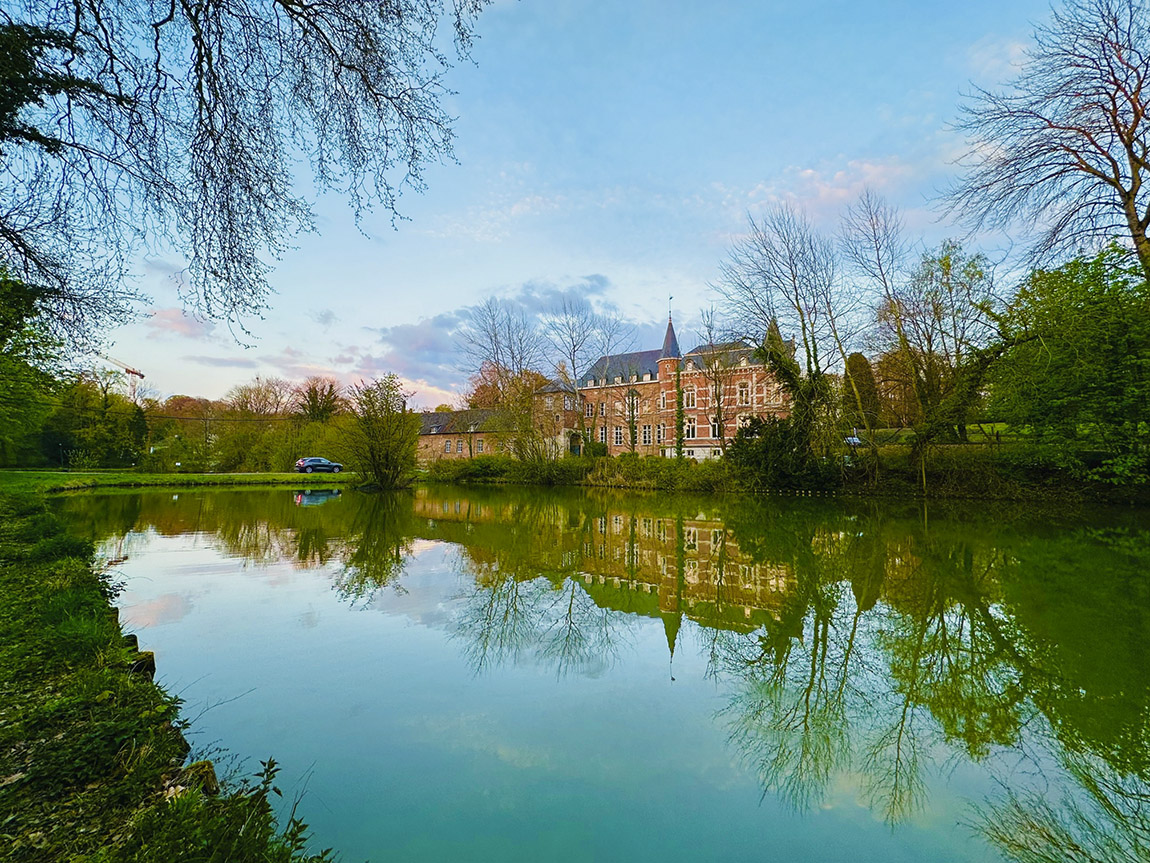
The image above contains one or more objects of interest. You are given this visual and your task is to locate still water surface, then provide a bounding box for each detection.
[56,486,1150,862]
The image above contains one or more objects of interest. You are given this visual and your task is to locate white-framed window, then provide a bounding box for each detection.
[711,417,721,438]
[476,439,484,453]
[614,375,622,384]
[737,381,750,406]
[656,423,664,443]
[659,391,667,410]
[444,439,452,453]
[683,387,696,408]
[599,402,606,416]
[599,425,607,443]
[615,401,624,415]
[642,424,652,445]
[685,416,697,439]
[457,439,464,452]
[563,396,573,411]
[586,402,594,418]
[684,527,697,550]
[545,396,554,409]
[614,426,624,446]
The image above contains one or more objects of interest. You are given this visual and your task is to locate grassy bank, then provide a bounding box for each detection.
[424,447,1150,503]
[0,470,354,495]
[0,494,330,862]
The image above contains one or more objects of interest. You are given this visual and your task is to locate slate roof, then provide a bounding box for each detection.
[660,317,681,359]
[536,379,578,394]
[418,409,499,436]
[683,340,759,364]
[584,349,663,383]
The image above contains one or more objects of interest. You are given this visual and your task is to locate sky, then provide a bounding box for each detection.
[107,0,1052,408]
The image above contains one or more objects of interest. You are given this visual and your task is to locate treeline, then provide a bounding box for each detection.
[716,234,1150,494]
[0,367,348,472]
[1,313,421,490]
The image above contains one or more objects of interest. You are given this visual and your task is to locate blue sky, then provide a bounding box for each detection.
[112,0,1050,407]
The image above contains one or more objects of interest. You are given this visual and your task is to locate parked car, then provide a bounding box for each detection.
[295,457,343,473]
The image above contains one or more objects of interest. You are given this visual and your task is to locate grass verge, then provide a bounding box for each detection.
[0,494,331,862]
[0,470,354,495]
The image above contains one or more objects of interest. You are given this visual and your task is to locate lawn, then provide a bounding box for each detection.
[0,470,355,495]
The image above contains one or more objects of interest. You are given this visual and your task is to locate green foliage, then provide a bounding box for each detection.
[0,273,57,465]
[0,494,329,861]
[989,246,1150,484]
[108,759,332,863]
[341,376,420,489]
[725,416,839,491]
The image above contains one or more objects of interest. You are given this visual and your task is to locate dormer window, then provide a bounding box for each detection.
[643,373,651,381]
[614,375,622,384]
[686,361,695,371]
[629,374,637,383]
[739,357,748,367]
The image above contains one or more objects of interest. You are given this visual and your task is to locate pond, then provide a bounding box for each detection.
[55,485,1150,862]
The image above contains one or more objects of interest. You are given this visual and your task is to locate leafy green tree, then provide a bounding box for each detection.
[0,273,56,464]
[989,246,1150,481]
[341,375,420,488]
[877,241,998,444]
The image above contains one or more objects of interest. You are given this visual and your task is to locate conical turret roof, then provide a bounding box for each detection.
[659,315,681,360]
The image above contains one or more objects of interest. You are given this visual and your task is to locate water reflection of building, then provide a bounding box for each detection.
[411,489,795,637]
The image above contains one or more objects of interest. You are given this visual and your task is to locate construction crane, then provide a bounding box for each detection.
[96,354,146,401]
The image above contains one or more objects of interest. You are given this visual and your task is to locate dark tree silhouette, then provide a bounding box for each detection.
[0,1,489,345]
[948,0,1150,278]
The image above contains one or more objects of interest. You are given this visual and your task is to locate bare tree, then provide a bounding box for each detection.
[694,307,743,452]
[457,296,551,458]
[0,1,489,346]
[225,376,294,416]
[947,0,1150,278]
[715,204,845,458]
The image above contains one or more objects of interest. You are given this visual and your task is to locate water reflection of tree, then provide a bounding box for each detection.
[449,493,633,678]
[714,503,873,815]
[713,501,1040,823]
[332,492,415,602]
[977,752,1150,863]
[57,486,1150,844]
[455,571,626,678]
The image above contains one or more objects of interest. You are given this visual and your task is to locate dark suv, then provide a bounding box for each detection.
[294,457,343,473]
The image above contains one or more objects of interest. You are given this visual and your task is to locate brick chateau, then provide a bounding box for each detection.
[418,315,789,462]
